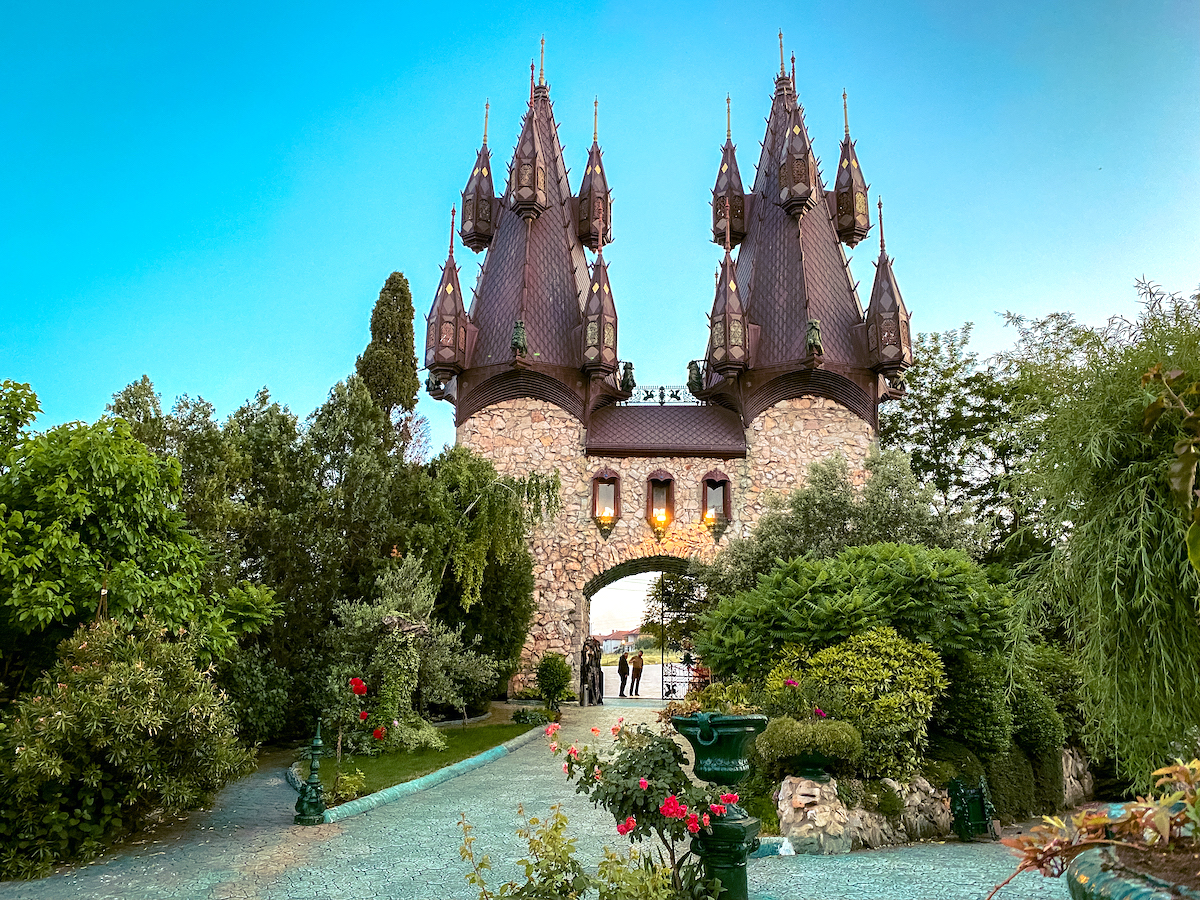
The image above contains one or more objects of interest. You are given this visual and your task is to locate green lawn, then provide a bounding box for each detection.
[302,722,537,799]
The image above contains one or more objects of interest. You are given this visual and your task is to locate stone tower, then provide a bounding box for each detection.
[425,42,912,692]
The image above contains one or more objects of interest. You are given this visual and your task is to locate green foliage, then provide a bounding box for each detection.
[0,380,41,455]
[0,618,255,878]
[697,542,1011,684]
[1010,677,1067,759]
[805,627,947,779]
[933,652,1014,755]
[880,326,1043,562]
[863,780,905,817]
[923,734,986,788]
[107,374,166,452]
[753,716,863,779]
[329,767,367,804]
[356,272,420,422]
[640,571,708,649]
[536,654,573,711]
[981,741,1038,822]
[215,644,291,746]
[512,708,552,726]
[1002,284,1200,786]
[699,450,979,606]
[1023,643,1086,745]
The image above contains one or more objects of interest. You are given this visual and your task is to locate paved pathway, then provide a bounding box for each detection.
[0,701,1064,900]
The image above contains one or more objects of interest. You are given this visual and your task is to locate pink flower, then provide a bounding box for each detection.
[709,803,726,816]
[687,812,700,834]
[568,745,580,759]
[549,741,558,752]
[349,677,367,696]
[610,724,621,737]
[545,723,561,736]
[659,795,688,819]
[617,716,624,723]
[702,813,711,827]
[815,707,827,718]
[593,765,602,781]
[591,727,601,736]
[359,710,369,721]
[563,762,569,773]
[720,793,739,805]
[616,815,637,836]
[785,678,798,686]
[639,777,648,790]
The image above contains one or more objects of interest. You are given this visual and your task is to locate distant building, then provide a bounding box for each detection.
[596,629,640,655]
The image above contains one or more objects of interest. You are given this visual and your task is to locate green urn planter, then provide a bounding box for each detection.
[1067,845,1200,899]
[790,749,836,782]
[672,711,768,900]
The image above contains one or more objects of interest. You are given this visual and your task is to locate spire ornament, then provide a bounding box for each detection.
[576,97,612,249]
[425,208,471,379]
[778,29,785,75]
[712,93,748,246]
[460,103,498,251]
[833,91,871,247]
[539,36,545,85]
[863,194,912,377]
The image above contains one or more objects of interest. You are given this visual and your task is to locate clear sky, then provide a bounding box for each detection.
[4,1,1198,464]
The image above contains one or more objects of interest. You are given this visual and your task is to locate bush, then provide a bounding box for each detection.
[536,654,572,711]
[216,644,291,745]
[981,740,1038,822]
[863,780,905,817]
[806,627,947,779]
[934,652,1014,754]
[753,716,863,779]
[697,543,1012,683]
[0,618,255,878]
[923,734,986,788]
[1010,676,1067,759]
[1023,643,1086,745]
[511,707,552,726]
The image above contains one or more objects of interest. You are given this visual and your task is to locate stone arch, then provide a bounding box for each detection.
[583,554,691,599]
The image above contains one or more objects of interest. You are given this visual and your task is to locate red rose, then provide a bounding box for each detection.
[373,727,386,740]
[350,677,367,696]
[359,711,369,721]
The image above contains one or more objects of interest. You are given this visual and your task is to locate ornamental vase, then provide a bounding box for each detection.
[671,711,768,787]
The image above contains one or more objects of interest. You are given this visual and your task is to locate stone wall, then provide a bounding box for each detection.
[776,775,952,854]
[457,395,874,693]
[1062,746,1094,808]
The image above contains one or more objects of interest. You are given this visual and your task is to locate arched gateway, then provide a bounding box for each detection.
[424,45,914,693]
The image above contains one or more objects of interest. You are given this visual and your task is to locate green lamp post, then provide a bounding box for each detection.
[672,711,768,900]
[294,722,327,826]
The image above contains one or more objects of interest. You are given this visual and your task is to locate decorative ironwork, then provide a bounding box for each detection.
[618,384,703,406]
[661,661,713,699]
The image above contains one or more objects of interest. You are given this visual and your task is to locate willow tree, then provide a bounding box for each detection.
[1004,281,1200,784]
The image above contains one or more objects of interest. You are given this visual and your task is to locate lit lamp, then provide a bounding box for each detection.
[594,505,616,539]
[704,506,728,542]
[652,506,668,542]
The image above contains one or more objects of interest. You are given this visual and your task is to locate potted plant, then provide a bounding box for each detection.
[987,757,1200,899]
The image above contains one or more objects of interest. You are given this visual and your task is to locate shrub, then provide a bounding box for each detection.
[934,652,1014,754]
[697,543,1011,683]
[1023,643,1086,745]
[923,734,986,788]
[511,707,552,726]
[982,740,1038,822]
[754,716,862,779]
[0,618,255,878]
[863,780,905,817]
[536,654,572,711]
[215,644,291,745]
[1010,676,1067,759]
[805,627,947,779]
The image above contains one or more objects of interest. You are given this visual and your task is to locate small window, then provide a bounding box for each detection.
[646,470,675,536]
[702,470,732,526]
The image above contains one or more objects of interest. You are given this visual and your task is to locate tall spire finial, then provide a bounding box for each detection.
[778,30,785,75]
[483,99,490,144]
[529,60,535,100]
[594,96,599,142]
[843,89,849,136]
[726,94,731,140]
[449,205,456,258]
[539,35,545,85]
[878,197,886,254]
[791,52,796,88]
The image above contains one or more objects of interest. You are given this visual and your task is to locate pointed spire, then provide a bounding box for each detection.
[864,194,912,377]
[539,36,545,85]
[425,210,471,378]
[460,102,497,251]
[577,97,612,250]
[791,52,796,90]
[833,91,871,247]
[713,94,748,246]
[707,237,748,377]
[777,98,817,218]
[778,29,786,75]
[581,248,619,374]
[529,60,535,100]
[510,81,549,220]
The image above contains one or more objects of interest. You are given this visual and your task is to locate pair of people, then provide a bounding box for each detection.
[617,650,644,697]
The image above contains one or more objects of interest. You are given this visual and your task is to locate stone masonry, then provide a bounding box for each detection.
[457,395,874,693]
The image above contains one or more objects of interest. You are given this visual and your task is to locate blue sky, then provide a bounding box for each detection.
[4,0,1198,461]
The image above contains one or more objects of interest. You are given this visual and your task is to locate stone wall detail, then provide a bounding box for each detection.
[776,775,952,855]
[457,395,874,693]
[1062,747,1094,808]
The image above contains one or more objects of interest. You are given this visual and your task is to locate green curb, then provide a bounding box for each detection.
[317,725,544,824]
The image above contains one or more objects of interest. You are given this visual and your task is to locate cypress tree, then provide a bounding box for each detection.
[356,272,420,427]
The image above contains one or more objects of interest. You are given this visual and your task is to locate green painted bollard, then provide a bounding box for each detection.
[294,722,326,826]
[672,712,768,900]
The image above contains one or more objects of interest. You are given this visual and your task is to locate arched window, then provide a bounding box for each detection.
[592,468,620,538]
[646,469,675,539]
[701,470,732,540]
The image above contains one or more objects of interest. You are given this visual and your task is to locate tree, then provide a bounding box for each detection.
[0,380,40,456]
[880,327,1042,562]
[107,374,166,453]
[640,571,708,649]
[699,450,978,606]
[356,272,421,449]
[1003,280,1200,785]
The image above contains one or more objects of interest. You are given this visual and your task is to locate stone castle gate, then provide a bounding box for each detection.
[424,45,913,692]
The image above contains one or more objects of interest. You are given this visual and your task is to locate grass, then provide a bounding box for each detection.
[302,722,536,799]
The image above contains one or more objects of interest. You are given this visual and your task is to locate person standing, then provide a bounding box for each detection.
[630,650,644,697]
[617,651,630,697]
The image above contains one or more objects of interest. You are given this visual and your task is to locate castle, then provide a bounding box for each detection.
[424,40,912,692]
